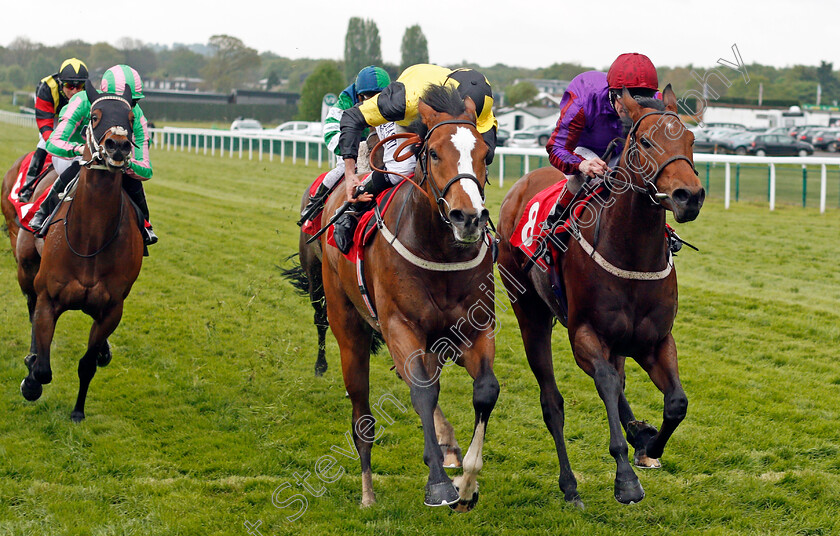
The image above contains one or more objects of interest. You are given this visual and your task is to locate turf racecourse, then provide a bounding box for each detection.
[1,122,839,536]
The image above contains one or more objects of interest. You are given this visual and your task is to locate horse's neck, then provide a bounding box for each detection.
[599,163,667,269]
[70,168,124,237]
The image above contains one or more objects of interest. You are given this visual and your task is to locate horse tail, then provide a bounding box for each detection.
[371,331,385,354]
[280,253,310,296]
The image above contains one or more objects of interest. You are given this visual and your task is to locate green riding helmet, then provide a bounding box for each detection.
[100,64,145,100]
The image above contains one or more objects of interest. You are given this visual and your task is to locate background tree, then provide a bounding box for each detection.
[163,46,207,79]
[201,35,261,92]
[89,43,124,72]
[7,65,25,89]
[296,61,344,120]
[504,81,538,106]
[400,25,428,72]
[344,17,382,83]
[816,61,840,105]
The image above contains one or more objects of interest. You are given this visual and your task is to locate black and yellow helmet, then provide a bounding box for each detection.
[58,58,89,83]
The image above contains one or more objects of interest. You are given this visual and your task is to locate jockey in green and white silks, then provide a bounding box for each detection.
[299,66,391,220]
[32,64,158,246]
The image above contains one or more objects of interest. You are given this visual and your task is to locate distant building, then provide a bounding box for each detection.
[496,106,560,132]
[514,78,570,97]
[145,77,204,91]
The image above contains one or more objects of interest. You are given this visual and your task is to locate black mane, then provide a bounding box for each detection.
[636,96,666,111]
[408,84,469,138]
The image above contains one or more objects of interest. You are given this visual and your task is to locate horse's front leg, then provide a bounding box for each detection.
[637,333,687,460]
[451,335,499,513]
[572,324,644,504]
[385,319,458,507]
[21,295,60,401]
[72,303,124,422]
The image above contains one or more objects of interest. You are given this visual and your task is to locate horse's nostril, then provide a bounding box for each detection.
[105,139,117,151]
[120,141,132,154]
[672,188,690,205]
[449,210,465,224]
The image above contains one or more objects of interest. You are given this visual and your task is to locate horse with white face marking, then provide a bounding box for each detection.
[319,84,498,510]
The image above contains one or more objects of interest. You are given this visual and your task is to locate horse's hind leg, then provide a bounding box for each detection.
[324,281,376,506]
[72,304,124,422]
[636,333,687,460]
[512,291,582,508]
[311,274,328,377]
[450,336,499,513]
[572,324,644,505]
[434,406,462,468]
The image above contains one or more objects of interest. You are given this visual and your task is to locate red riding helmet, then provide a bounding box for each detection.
[607,53,658,90]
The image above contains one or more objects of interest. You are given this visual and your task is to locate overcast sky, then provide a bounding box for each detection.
[2,0,831,71]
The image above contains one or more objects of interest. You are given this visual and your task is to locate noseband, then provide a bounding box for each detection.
[608,111,698,206]
[417,119,486,225]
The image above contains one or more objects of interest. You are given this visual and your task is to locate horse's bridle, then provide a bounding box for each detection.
[370,119,488,227]
[81,95,136,172]
[416,119,486,225]
[606,110,698,206]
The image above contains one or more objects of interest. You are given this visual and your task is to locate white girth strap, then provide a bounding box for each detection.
[575,234,673,281]
[377,222,488,272]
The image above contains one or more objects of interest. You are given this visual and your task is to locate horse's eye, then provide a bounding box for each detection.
[429,149,439,161]
[640,137,652,149]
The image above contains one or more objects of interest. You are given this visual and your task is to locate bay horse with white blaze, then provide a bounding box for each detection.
[497,87,704,506]
[17,84,145,421]
[320,85,498,510]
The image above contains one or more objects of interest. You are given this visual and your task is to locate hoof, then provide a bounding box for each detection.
[314,358,327,377]
[424,480,459,507]
[566,495,585,510]
[627,420,658,449]
[360,492,376,508]
[614,477,645,505]
[70,410,85,422]
[33,368,52,385]
[24,354,36,370]
[634,450,662,469]
[449,490,479,512]
[97,341,112,367]
[20,377,42,401]
[440,444,463,468]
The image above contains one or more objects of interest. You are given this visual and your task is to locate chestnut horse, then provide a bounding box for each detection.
[320,85,498,510]
[17,84,145,421]
[497,87,704,507]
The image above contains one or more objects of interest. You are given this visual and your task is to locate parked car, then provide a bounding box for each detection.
[717,131,757,155]
[516,124,556,146]
[796,126,824,145]
[763,126,790,136]
[811,129,840,151]
[496,128,511,147]
[507,131,539,148]
[703,122,747,130]
[271,121,322,137]
[748,134,814,157]
[691,127,741,153]
[230,118,263,131]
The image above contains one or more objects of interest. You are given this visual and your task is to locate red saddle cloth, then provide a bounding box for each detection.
[510,178,606,270]
[300,171,336,235]
[8,151,54,232]
[326,178,409,263]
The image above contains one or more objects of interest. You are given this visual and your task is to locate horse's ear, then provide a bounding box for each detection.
[418,99,440,126]
[463,96,477,120]
[85,82,100,104]
[121,84,133,104]
[620,87,642,121]
[662,84,678,113]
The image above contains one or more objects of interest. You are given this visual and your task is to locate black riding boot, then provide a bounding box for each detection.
[30,161,80,237]
[332,171,391,255]
[123,177,158,245]
[18,147,48,203]
[298,183,330,226]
